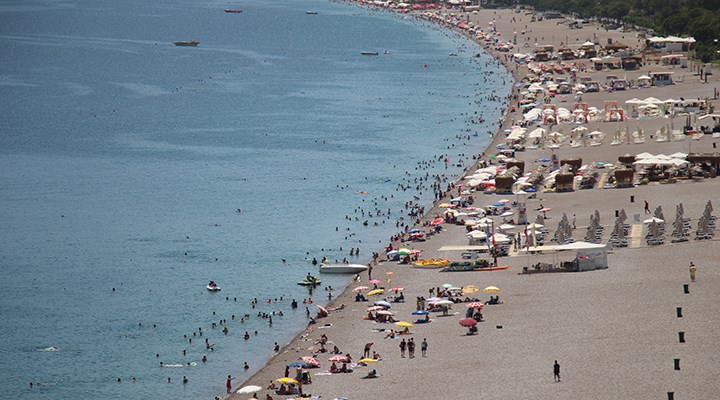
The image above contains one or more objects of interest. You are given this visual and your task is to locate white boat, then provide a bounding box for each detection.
[207,285,221,292]
[319,263,369,274]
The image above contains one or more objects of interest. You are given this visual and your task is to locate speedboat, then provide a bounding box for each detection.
[224,9,243,13]
[298,276,321,286]
[319,263,368,274]
[361,51,379,56]
[174,40,199,46]
[207,285,221,292]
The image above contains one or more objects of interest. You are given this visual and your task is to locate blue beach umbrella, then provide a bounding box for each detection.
[493,202,505,207]
[408,229,421,234]
[538,157,551,162]
[525,188,537,193]
[412,310,429,315]
[287,362,307,367]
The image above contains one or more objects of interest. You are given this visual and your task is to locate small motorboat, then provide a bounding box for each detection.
[361,51,379,56]
[224,9,243,13]
[298,276,321,286]
[174,40,199,46]
[207,281,221,291]
[319,263,368,274]
[305,11,318,14]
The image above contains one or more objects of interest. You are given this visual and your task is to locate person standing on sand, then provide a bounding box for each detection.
[690,262,697,282]
[363,342,373,358]
[399,339,407,358]
[421,338,428,357]
[553,361,561,382]
[408,338,415,358]
[644,201,650,214]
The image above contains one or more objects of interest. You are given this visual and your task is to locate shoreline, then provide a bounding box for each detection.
[225,4,720,400]
[223,3,518,399]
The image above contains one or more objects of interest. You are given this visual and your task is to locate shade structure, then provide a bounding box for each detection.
[237,385,262,394]
[276,377,299,384]
[466,302,484,309]
[394,321,414,328]
[459,318,478,327]
[483,286,500,292]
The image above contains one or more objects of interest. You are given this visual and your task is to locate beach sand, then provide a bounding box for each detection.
[226,7,720,400]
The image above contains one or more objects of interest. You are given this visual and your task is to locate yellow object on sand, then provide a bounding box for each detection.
[276,377,298,384]
[394,321,414,328]
[366,289,385,296]
[359,358,379,363]
[483,286,500,293]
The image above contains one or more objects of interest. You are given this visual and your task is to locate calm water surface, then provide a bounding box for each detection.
[0,0,511,398]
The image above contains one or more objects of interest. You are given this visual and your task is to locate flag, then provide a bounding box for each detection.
[491,221,496,246]
[530,223,537,247]
[485,223,491,249]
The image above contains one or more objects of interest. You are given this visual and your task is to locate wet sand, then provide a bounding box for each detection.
[225,6,720,400]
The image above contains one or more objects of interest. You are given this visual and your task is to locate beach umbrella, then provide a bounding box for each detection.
[276,377,299,384]
[237,385,262,394]
[408,228,421,233]
[316,305,328,314]
[459,318,478,327]
[442,283,454,288]
[390,287,404,292]
[643,217,664,224]
[430,217,445,225]
[466,302,484,309]
[376,310,394,315]
[358,358,379,363]
[462,285,480,294]
[374,300,391,308]
[483,286,500,293]
[412,310,429,315]
[394,321,414,328]
[301,357,321,367]
[288,361,307,368]
[352,286,369,292]
[538,157,551,162]
[368,279,381,285]
[328,355,349,363]
[366,289,384,296]
[500,211,514,217]
[493,202,506,207]
[435,299,454,306]
[366,306,384,312]
[497,199,511,204]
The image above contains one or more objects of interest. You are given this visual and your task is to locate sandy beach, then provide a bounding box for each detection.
[226,6,719,400]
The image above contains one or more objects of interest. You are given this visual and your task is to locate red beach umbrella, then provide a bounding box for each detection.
[328,355,349,363]
[459,318,478,327]
[466,302,484,309]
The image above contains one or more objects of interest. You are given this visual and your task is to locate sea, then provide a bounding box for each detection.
[0,0,511,398]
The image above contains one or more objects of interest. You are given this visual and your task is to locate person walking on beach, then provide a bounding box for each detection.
[408,338,415,358]
[690,262,697,282]
[644,201,650,214]
[421,338,428,357]
[399,339,407,358]
[226,375,233,393]
[553,361,561,382]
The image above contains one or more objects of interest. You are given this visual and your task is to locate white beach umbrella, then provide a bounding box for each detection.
[237,386,262,394]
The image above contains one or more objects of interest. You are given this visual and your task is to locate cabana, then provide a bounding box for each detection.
[650,71,673,86]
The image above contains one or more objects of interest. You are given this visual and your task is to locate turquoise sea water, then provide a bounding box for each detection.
[0,0,511,398]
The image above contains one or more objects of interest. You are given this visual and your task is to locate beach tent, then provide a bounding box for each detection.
[554,241,608,271]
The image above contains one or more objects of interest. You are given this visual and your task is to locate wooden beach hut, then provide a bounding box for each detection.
[506,160,525,175]
[618,154,636,167]
[560,157,582,174]
[614,167,635,188]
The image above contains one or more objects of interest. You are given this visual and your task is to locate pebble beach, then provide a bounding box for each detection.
[227,6,720,400]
